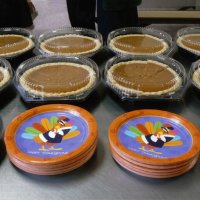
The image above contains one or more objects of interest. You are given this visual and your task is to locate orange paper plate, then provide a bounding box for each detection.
[5,104,98,168]
[109,109,200,166]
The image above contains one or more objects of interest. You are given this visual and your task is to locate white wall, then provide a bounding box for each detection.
[139,0,197,10]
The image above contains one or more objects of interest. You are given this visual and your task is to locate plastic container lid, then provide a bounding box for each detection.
[0,57,13,92]
[4,104,98,174]
[176,26,200,56]
[189,59,200,90]
[37,27,103,57]
[14,55,99,102]
[0,116,2,139]
[0,27,35,58]
[104,55,187,100]
[107,27,174,56]
[108,109,200,166]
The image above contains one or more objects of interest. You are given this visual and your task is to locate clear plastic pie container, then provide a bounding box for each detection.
[189,59,200,92]
[103,55,187,101]
[36,27,103,57]
[14,55,100,102]
[0,57,13,93]
[0,116,2,138]
[0,27,35,58]
[175,27,200,59]
[107,27,175,57]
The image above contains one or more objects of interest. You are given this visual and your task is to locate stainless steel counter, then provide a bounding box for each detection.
[1,26,200,200]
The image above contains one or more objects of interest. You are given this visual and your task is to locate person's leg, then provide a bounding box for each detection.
[0,0,11,27]
[67,0,96,29]
[66,0,79,27]
[78,0,96,29]
[97,0,139,40]
[17,0,33,27]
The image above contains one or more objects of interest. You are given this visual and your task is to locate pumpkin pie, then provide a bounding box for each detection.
[19,62,97,97]
[106,60,182,96]
[0,66,10,88]
[40,34,101,55]
[192,67,200,87]
[177,34,200,55]
[109,34,169,55]
[0,34,34,57]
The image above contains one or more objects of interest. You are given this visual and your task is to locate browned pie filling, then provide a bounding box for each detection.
[109,34,168,55]
[0,35,33,56]
[40,35,101,55]
[177,34,200,54]
[107,60,181,95]
[19,62,96,97]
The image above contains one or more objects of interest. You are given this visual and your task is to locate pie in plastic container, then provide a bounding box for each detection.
[37,27,103,57]
[0,27,35,58]
[14,55,99,102]
[107,27,175,56]
[189,59,200,93]
[176,26,200,60]
[0,57,13,92]
[104,55,187,100]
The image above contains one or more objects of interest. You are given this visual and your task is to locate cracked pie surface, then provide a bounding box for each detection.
[19,62,97,98]
[106,60,182,96]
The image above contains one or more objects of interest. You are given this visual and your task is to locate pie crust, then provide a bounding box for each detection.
[192,68,200,87]
[106,60,182,96]
[109,34,169,55]
[19,62,97,97]
[0,67,10,88]
[177,34,200,55]
[40,34,101,55]
[0,34,34,57]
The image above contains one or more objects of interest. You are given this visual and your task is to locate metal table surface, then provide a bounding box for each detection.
[1,26,200,200]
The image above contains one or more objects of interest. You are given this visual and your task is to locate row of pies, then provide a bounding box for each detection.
[0,27,200,58]
[1,55,200,101]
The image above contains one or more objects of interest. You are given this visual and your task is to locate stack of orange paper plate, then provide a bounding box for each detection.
[109,110,200,178]
[4,104,98,175]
